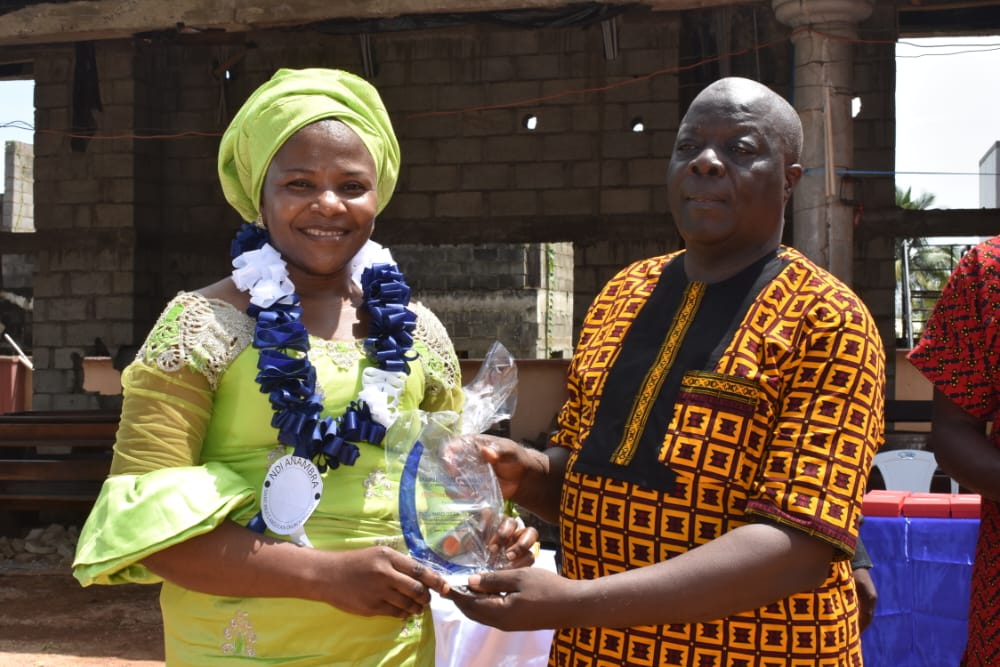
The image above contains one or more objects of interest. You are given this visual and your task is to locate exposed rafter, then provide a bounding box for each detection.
[0,0,737,47]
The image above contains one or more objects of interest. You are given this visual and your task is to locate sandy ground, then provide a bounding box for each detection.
[0,565,164,667]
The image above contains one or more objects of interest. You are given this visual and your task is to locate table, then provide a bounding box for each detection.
[860,516,979,667]
[433,521,979,667]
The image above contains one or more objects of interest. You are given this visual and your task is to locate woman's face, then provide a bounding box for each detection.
[260,119,378,287]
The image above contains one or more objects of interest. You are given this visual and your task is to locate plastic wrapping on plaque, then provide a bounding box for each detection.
[387,341,517,582]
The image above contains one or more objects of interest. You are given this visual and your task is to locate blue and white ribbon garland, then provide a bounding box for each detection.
[229,222,415,534]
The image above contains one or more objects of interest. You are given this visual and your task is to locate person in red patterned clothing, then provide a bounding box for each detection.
[448,76,885,666]
[908,236,1000,667]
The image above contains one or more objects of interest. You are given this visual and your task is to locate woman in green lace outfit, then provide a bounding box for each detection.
[72,68,536,666]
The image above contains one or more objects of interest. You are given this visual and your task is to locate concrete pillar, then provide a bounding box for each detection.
[772,0,873,284]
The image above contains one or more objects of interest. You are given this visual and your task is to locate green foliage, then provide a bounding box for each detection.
[895,185,936,211]
[893,186,960,344]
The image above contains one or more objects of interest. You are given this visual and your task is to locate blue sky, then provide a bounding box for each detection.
[0,36,998,208]
[0,77,34,190]
[895,36,1000,209]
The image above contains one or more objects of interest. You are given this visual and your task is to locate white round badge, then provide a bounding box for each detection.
[260,455,323,537]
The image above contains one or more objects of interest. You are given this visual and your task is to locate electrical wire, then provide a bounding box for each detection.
[0,26,994,145]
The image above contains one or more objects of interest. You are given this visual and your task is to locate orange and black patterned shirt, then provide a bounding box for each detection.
[908,236,1000,667]
[550,247,885,667]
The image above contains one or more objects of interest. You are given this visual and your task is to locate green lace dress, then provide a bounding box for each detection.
[73,291,464,666]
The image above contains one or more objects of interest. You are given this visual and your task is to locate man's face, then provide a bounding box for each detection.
[666,88,799,260]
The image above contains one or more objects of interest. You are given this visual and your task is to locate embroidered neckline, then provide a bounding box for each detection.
[310,338,366,371]
[228,222,417,533]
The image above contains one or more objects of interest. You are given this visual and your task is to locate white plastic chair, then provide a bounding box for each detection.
[872,449,959,493]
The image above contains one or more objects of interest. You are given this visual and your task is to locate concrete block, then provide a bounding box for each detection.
[383,192,432,220]
[45,297,89,322]
[540,189,593,216]
[486,190,538,217]
[485,135,540,162]
[481,57,516,82]
[434,192,483,218]
[600,131,650,159]
[31,368,74,395]
[515,162,568,189]
[627,158,669,186]
[600,188,652,214]
[542,134,592,161]
[69,271,112,296]
[408,165,459,192]
[434,137,483,164]
[460,164,510,191]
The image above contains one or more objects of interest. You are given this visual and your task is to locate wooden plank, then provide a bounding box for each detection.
[0,422,118,436]
[0,495,100,509]
[885,400,933,423]
[0,441,115,450]
[0,423,118,443]
[0,412,119,510]
[0,0,723,48]
[0,459,110,482]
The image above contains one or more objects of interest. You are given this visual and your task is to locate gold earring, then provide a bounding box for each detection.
[253,212,265,229]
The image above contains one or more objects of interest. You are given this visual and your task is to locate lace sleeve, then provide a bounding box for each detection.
[136,292,254,389]
[411,301,464,412]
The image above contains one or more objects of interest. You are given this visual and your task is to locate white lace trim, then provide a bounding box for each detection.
[136,293,461,397]
[137,292,253,389]
[411,301,461,398]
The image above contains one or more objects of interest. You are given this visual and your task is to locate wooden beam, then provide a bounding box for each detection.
[376,214,677,245]
[0,0,736,47]
[0,229,131,254]
[855,208,1000,241]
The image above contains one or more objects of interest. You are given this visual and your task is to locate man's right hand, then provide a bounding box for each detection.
[475,436,567,525]
[475,435,542,501]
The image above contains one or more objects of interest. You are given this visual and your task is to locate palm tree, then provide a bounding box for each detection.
[895,185,937,211]
[894,186,959,346]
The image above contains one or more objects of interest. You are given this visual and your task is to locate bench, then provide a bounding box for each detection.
[0,410,119,513]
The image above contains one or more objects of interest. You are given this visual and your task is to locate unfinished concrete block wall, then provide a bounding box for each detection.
[18,7,853,408]
[0,140,35,352]
[852,4,900,392]
[2,141,35,289]
[397,241,574,359]
[361,12,683,350]
[131,39,234,342]
[132,11,682,362]
[3,140,33,233]
[31,41,138,410]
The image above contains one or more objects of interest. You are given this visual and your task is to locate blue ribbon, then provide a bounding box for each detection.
[362,264,418,374]
[246,512,268,534]
[254,315,309,352]
[231,222,269,256]
[232,224,420,534]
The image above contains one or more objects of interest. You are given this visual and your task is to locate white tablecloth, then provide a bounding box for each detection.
[431,549,557,667]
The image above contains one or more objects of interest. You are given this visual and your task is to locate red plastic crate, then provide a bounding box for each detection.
[863,490,909,517]
[950,494,982,519]
[901,492,952,518]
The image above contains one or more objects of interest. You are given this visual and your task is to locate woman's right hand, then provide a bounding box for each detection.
[318,546,449,619]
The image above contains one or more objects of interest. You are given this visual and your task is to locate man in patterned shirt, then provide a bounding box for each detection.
[908,237,1000,666]
[450,76,885,666]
